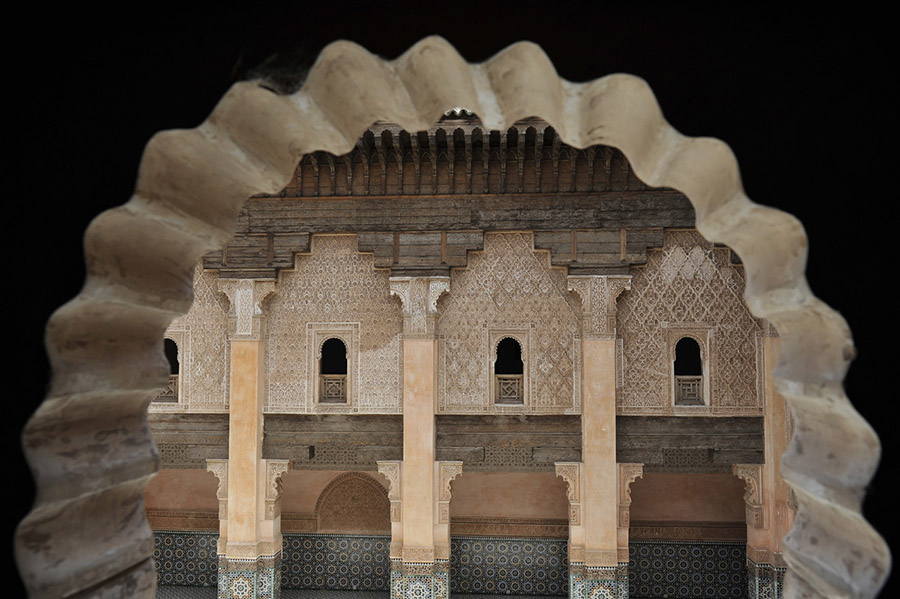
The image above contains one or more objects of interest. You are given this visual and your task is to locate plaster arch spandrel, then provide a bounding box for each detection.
[16,36,888,599]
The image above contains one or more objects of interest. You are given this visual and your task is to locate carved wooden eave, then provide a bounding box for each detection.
[17,36,888,599]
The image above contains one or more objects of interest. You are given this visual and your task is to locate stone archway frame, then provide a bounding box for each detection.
[15,36,888,599]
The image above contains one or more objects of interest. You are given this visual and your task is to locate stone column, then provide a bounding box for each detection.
[567,275,631,599]
[736,328,795,599]
[388,276,450,599]
[216,278,290,599]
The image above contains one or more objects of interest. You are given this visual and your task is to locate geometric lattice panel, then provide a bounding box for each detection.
[618,230,765,415]
[437,232,581,414]
[266,235,403,413]
[450,536,568,596]
[153,531,218,587]
[281,534,390,591]
[628,540,746,599]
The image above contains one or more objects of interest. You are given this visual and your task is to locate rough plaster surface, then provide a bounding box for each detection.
[629,473,746,523]
[16,36,889,599]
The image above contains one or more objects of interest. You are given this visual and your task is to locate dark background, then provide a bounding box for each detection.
[10,2,896,596]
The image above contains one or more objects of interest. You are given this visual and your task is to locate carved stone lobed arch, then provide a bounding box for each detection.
[16,36,888,599]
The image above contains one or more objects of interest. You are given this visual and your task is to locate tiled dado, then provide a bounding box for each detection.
[281,534,391,591]
[154,532,751,599]
[569,564,626,599]
[390,560,450,599]
[450,536,568,596]
[747,560,786,599]
[217,554,280,599]
[154,530,218,587]
[628,540,746,599]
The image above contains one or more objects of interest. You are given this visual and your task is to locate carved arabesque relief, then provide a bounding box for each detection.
[151,263,230,413]
[265,235,403,413]
[617,230,765,415]
[437,232,581,413]
[315,471,392,534]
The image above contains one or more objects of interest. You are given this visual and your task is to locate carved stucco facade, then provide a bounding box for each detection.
[617,229,767,415]
[152,264,230,413]
[156,230,767,419]
[264,234,403,413]
[437,231,582,413]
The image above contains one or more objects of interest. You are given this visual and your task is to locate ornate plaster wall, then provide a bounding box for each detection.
[617,230,766,415]
[150,264,230,413]
[437,231,582,413]
[265,234,403,413]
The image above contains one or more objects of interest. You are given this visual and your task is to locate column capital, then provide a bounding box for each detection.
[206,459,229,517]
[264,459,293,520]
[567,274,631,339]
[617,462,644,528]
[217,278,276,339]
[555,462,583,530]
[389,276,450,336]
[733,463,767,529]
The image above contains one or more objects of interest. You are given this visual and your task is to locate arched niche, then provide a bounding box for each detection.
[16,36,888,599]
[314,472,391,535]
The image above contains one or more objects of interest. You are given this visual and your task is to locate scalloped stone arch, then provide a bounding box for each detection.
[15,35,889,599]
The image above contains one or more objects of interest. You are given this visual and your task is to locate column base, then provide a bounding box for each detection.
[390,559,449,599]
[747,560,786,599]
[569,563,628,599]
[217,553,281,599]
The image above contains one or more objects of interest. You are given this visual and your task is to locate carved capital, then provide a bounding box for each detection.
[435,461,463,524]
[733,463,767,529]
[567,275,631,338]
[377,460,402,501]
[206,459,228,519]
[389,276,450,336]
[437,461,463,502]
[264,459,292,520]
[555,462,581,503]
[617,462,644,528]
[377,461,403,524]
[217,278,276,339]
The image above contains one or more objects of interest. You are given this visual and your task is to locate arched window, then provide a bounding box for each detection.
[674,337,703,406]
[494,337,524,404]
[320,338,348,403]
[155,338,179,402]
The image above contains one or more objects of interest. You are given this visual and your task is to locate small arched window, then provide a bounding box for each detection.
[674,337,703,406]
[494,337,524,404]
[155,338,179,402]
[320,338,348,403]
